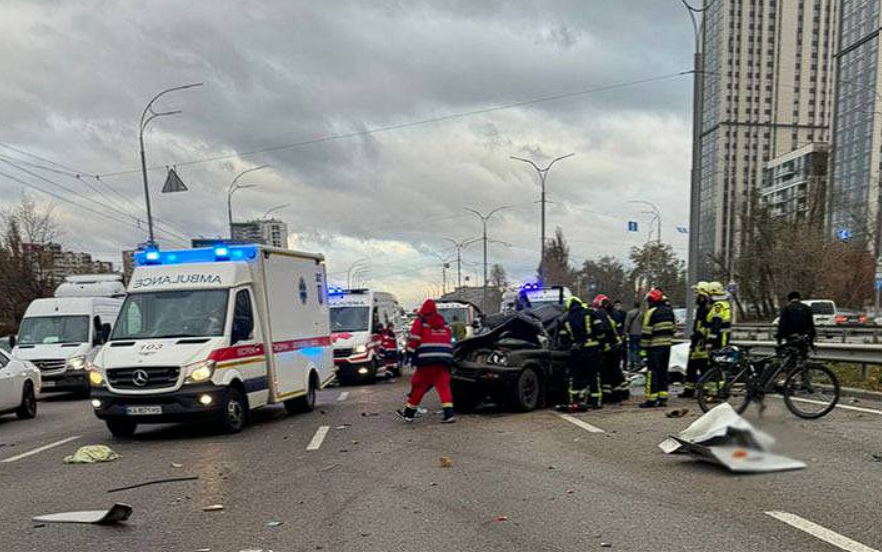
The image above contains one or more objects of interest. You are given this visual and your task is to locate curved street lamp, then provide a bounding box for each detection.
[510,153,574,261]
[227,165,269,238]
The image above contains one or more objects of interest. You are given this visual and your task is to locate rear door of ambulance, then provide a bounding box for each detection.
[258,250,332,403]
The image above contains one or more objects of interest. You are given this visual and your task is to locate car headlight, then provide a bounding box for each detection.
[185,359,216,384]
[67,355,87,371]
[88,370,104,385]
[488,352,508,366]
[354,344,367,354]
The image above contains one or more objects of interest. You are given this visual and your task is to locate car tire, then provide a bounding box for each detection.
[106,419,137,438]
[217,386,248,434]
[285,374,317,414]
[510,367,541,412]
[15,382,37,420]
[365,359,378,384]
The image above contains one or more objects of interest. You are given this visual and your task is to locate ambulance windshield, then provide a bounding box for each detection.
[330,306,370,332]
[112,290,229,340]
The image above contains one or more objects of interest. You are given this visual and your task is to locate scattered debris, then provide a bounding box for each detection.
[33,503,133,525]
[600,543,612,548]
[63,445,120,464]
[195,548,211,552]
[666,408,690,418]
[318,464,341,473]
[360,412,379,417]
[171,462,184,468]
[334,424,350,429]
[439,456,453,468]
[429,482,438,487]
[871,453,882,463]
[266,520,284,527]
[107,475,199,493]
[32,523,45,528]
[566,489,575,494]
[495,515,508,522]
[202,504,225,512]
[659,403,806,473]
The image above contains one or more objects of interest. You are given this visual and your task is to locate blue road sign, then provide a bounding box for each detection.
[627,221,638,232]
[837,228,851,241]
[676,226,689,234]
[875,277,882,291]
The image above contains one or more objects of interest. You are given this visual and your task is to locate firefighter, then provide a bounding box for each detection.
[680,281,711,399]
[705,281,732,354]
[560,297,603,409]
[396,299,455,423]
[593,294,629,403]
[379,321,400,376]
[638,288,676,408]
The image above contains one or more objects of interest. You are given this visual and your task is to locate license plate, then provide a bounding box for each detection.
[126,406,162,416]
[41,380,55,387]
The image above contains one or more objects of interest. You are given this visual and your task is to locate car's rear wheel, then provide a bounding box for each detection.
[285,373,317,414]
[15,382,37,420]
[510,367,541,412]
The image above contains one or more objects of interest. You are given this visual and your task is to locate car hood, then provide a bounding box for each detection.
[455,312,545,354]
[13,342,91,361]
[331,331,371,349]
[96,338,221,369]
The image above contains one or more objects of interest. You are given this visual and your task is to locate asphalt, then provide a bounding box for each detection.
[0,375,880,552]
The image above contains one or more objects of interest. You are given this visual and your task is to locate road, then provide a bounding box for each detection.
[0,376,880,552]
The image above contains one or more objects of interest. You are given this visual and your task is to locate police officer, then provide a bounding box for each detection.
[705,281,732,354]
[680,282,711,399]
[593,294,628,403]
[639,288,676,408]
[561,297,603,409]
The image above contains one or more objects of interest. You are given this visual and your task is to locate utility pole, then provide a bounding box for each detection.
[139,82,203,246]
[465,206,510,311]
[510,153,574,266]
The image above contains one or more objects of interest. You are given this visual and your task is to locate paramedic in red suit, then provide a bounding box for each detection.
[380,322,399,374]
[396,299,455,423]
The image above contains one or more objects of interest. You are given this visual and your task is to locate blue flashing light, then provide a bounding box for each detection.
[328,286,347,296]
[134,245,259,267]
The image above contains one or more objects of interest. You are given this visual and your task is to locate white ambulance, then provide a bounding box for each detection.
[328,288,401,383]
[13,275,124,396]
[88,245,334,437]
[500,284,572,312]
[435,300,480,341]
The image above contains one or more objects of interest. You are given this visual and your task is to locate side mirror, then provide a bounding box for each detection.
[231,316,254,345]
[8,335,16,349]
[99,323,112,345]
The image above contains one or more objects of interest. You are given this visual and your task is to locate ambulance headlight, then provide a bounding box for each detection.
[185,360,216,383]
[67,355,87,371]
[354,344,367,354]
[89,370,104,386]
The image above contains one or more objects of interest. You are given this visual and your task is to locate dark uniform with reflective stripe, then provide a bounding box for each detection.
[596,307,628,401]
[562,299,603,407]
[684,300,710,392]
[640,301,676,403]
[706,299,732,351]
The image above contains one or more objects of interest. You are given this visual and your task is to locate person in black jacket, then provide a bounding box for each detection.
[775,291,816,345]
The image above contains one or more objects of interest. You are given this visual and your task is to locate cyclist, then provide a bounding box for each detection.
[775,291,816,346]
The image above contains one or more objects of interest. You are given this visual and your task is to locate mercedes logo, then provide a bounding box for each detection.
[132,369,149,387]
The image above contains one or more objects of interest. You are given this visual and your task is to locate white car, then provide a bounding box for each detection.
[0,348,40,420]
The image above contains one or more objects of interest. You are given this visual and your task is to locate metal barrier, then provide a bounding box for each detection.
[731,340,882,365]
[732,324,882,344]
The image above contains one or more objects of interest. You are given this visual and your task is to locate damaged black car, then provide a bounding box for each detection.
[451,304,573,412]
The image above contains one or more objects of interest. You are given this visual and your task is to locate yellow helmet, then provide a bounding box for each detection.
[691,281,710,297]
[706,281,727,297]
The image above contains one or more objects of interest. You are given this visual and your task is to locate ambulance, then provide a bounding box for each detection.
[435,300,481,341]
[500,284,572,312]
[88,245,334,437]
[328,288,401,383]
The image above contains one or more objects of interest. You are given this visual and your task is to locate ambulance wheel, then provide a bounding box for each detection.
[106,419,137,438]
[285,374,317,414]
[366,360,379,384]
[217,387,248,433]
[389,365,402,378]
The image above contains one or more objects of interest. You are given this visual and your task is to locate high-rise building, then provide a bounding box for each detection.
[693,0,838,279]
[829,0,882,253]
[231,219,289,248]
[23,242,116,281]
[761,142,829,222]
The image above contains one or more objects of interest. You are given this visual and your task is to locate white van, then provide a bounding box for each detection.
[500,284,572,312]
[435,300,480,340]
[88,245,334,437]
[12,275,124,396]
[329,288,401,383]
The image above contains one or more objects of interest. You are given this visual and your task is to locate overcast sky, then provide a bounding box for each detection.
[0,0,695,308]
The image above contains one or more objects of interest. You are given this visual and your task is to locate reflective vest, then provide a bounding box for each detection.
[689,302,711,360]
[597,309,622,353]
[380,330,398,354]
[706,300,732,350]
[563,307,601,349]
[407,318,453,367]
[640,303,675,349]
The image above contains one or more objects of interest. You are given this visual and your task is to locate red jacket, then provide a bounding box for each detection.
[407,299,453,368]
[380,328,398,352]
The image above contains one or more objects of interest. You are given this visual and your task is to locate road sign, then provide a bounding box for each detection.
[161,168,188,193]
[875,277,882,291]
[676,226,689,234]
[837,228,851,241]
[627,221,638,232]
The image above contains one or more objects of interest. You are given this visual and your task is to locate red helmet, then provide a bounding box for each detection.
[592,294,611,309]
[645,288,665,304]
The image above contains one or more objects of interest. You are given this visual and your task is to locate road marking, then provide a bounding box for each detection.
[337,391,349,402]
[555,413,605,433]
[306,426,330,451]
[766,511,880,552]
[1,435,81,463]
[787,397,882,416]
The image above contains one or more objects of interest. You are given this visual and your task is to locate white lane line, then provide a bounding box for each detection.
[766,511,880,552]
[337,391,349,402]
[306,426,330,451]
[1,435,81,463]
[789,397,882,416]
[555,413,605,433]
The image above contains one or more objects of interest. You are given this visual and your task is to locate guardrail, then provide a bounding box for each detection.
[732,324,882,344]
[731,340,882,365]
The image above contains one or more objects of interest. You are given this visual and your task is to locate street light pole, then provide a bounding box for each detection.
[261,203,290,220]
[139,82,203,246]
[227,165,269,239]
[346,258,369,289]
[510,153,575,265]
[443,236,481,293]
[630,200,662,244]
[465,206,510,310]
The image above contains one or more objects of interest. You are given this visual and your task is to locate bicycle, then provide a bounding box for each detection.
[696,336,840,419]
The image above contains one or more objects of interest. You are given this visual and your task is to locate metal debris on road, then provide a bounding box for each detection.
[63,445,120,464]
[171,462,183,468]
[107,475,199,493]
[32,503,133,525]
[266,520,284,527]
[495,515,508,522]
[659,403,806,473]
[666,408,690,418]
[872,453,882,462]
[202,504,225,512]
[360,412,379,417]
[439,456,453,468]
[334,424,350,429]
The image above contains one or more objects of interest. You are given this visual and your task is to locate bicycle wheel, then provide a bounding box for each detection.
[782,362,840,419]
[696,365,751,414]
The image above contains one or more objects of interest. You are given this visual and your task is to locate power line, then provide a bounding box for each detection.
[93,71,689,178]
